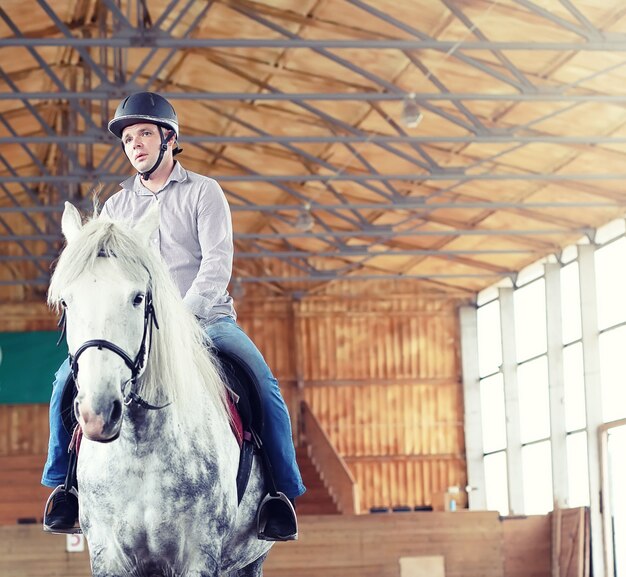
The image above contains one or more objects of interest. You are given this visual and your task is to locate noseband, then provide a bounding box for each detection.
[60,289,170,411]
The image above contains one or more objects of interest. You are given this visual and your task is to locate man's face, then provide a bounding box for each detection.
[121,123,168,173]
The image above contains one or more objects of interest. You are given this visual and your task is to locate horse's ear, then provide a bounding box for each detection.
[134,202,160,243]
[61,202,83,244]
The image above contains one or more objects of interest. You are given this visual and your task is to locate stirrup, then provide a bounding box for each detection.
[256,492,298,541]
[42,485,82,535]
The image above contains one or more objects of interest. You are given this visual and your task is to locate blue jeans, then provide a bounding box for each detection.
[41,357,72,487]
[42,317,306,500]
[206,317,305,499]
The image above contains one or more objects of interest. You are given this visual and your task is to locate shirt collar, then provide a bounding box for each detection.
[120,161,189,196]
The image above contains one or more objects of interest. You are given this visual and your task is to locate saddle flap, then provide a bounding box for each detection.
[215,350,264,436]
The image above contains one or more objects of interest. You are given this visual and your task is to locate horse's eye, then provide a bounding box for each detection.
[133,293,145,307]
[60,299,67,309]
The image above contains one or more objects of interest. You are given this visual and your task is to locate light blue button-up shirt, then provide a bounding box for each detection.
[101,161,236,322]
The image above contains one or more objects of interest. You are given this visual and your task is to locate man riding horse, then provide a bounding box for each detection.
[42,91,304,541]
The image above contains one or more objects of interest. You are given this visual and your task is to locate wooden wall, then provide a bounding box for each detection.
[1,509,581,577]
[238,287,467,512]
[502,516,551,577]
[1,281,469,515]
[0,511,505,577]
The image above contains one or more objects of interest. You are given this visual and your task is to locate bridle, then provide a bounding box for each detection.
[59,288,170,411]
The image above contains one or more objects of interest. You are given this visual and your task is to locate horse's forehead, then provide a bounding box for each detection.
[66,257,148,296]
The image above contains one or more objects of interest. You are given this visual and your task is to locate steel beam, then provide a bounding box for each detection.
[5,91,626,102]
[515,0,593,39]
[2,199,623,214]
[0,227,586,242]
[3,172,626,184]
[4,38,626,50]
[233,247,536,259]
[7,134,626,145]
[0,247,528,264]
[441,0,534,89]
[0,270,512,287]
[347,0,529,94]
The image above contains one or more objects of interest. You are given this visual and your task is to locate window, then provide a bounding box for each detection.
[477,300,502,378]
[563,343,586,432]
[471,229,626,528]
[522,441,553,514]
[514,279,547,362]
[595,239,626,330]
[566,431,589,507]
[484,451,509,515]
[518,357,550,443]
[480,373,506,453]
[599,326,626,423]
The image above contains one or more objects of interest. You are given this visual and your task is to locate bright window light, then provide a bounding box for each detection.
[522,441,553,514]
[480,373,507,453]
[484,451,509,515]
[518,357,550,443]
[599,326,626,422]
[514,279,547,362]
[477,301,502,378]
[595,238,626,330]
[560,262,581,345]
[566,431,589,507]
[607,425,626,575]
[563,343,586,432]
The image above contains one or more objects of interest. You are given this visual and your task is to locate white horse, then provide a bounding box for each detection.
[48,202,273,577]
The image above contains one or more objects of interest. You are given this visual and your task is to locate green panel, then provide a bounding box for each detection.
[0,331,68,404]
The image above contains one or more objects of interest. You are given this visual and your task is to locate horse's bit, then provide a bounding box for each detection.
[58,289,170,411]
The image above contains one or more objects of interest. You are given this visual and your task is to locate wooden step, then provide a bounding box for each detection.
[295,445,339,515]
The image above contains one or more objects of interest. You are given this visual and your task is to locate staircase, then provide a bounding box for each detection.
[295,446,339,515]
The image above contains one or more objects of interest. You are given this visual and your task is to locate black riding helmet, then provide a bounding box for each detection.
[108,92,182,180]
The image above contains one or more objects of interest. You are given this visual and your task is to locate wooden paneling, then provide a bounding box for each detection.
[0,302,57,332]
[0,525,90,577]
[265,512,504,577]
[0,404,49,456]
[0,454,48,525]
[502,515,551,577]
[2,289,467,515]
[552,507,590,577]
[0,511,504,577]
[291,294,466,512]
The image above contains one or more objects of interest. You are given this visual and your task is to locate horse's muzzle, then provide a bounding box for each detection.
[75,396,123,442]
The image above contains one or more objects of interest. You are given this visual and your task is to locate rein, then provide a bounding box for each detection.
[60,288,170,412]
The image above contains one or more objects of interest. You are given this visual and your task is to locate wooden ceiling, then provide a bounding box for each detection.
[3,0,626,301]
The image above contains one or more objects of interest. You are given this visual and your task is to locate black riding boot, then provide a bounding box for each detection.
[43,487,79,532]
[43,444,80,534]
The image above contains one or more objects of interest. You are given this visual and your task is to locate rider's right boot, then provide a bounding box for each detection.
[43,486,80,534]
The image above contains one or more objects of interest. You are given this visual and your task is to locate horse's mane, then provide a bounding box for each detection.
[48,211,231,431]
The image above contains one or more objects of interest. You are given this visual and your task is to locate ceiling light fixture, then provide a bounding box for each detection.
[402,93,423,128]
[294,202,314,232]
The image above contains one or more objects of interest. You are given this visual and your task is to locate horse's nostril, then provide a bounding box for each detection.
[110,399,123,423]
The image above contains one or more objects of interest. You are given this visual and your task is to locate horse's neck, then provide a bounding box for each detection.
[122,387,226,444]
[121,404,169,445]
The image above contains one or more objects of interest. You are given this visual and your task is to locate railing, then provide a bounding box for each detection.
[300,401,361,515]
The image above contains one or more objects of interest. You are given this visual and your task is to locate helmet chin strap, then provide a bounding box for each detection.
[139,128,175,181]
